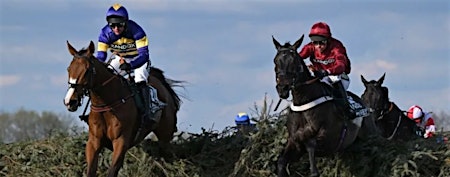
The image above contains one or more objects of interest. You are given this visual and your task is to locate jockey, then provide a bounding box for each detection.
[235,112,256,133]
[406,105,436,138]
[298,22,353,118]
[96,3,166,129]
[235,112,251,126]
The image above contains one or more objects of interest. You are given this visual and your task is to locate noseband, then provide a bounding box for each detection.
[276,48,318,89]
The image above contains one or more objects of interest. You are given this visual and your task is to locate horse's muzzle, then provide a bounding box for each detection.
[276,84,290,99]
[64,99,80,112]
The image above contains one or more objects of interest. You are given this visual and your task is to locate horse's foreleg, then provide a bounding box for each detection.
[294,125,318,142]
[107,137,128,177]
[305,139,319,177]
[86,136,102,177]
[277,139,301,177]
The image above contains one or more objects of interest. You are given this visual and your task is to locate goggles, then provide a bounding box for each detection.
[313,40,327,46]
[109,22,126,28]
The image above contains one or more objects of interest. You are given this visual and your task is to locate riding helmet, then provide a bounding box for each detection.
[235,112,250,125]
[106,3,128,23]
[309,22,332,41]
[407,105,424,121]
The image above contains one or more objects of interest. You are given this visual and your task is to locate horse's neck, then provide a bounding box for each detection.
[89,63,130,105]
[389,103,405,116]
[292,81,328,105]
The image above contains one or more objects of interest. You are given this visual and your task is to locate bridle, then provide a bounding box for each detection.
[274,47,320,111]
[68,55,117,95]
[372,101,393,121]
[275,48,318,90]
[68,55,132,113]
[367,100,403,140]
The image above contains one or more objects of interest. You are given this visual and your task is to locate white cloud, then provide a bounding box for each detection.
[375,60,396,70]
[0,75,21,88]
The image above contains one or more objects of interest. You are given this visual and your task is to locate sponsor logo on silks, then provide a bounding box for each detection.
[110,43,136,50]
[348,96,370,117]
[312,58,335,65]
[356,108,370,117]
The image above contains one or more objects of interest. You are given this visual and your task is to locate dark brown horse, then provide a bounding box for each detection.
[361,73,418,141]
[63,41,182,177]
[273,35,378,177]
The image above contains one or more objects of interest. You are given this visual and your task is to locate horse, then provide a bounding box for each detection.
[272,35,378,177]
[63,41,182,177]
[361,73,418,141]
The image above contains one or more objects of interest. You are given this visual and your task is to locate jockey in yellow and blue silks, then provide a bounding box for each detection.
[96,3,165,129]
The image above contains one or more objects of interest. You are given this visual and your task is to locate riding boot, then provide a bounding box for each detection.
[148,85,166,116]
[333,81,355,119]
[136,82,153,130]
[137,82,166,130]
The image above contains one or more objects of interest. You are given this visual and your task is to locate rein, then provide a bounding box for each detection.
[376,102,394,121]
[88,69,135,113]
[74,55,135,113]
[289,77,334,112]
[293,77,319,88]
[386,114,402,140]
[372,102,401,140]
[90,94,134,112]
[274,77,320,111]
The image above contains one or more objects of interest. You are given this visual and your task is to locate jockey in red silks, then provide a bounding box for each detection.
[298,22,353,118]
[407,105,436,138]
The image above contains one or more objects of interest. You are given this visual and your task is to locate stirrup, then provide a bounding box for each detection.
[150,109,162,122]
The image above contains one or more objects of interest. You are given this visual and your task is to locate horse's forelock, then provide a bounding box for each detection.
[282,42,292,48]
[367,80,378,84]
[78,48,90,56]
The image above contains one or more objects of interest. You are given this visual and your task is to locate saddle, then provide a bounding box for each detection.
[346,92,370,118]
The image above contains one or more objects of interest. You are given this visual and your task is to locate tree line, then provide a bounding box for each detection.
[0,108,448,144]
[0,108,84,144]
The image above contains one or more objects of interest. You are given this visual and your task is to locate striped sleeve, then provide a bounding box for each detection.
[96,26,110,62]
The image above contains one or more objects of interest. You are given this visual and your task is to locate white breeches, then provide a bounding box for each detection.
[320,73,350,90]
[108,55,149,83]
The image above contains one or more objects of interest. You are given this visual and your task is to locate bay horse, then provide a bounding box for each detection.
[272,35,378,177]
[361,73,418,141]
[63,41,182,177]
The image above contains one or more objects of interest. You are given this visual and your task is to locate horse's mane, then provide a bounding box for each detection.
[381,86,389,101]
[150,67,183,110]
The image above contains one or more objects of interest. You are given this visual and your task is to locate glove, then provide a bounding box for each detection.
[424,130,434,138]
[119,62,131,71]
[314,69,329,79]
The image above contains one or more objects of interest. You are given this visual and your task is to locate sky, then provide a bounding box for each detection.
[0,0,449,133]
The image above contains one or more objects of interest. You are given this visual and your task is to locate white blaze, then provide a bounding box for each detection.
[64,78,77,106]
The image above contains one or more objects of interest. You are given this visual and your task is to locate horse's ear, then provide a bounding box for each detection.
[87,41,95,55]
[292,34,304,50]
[361,75,368,86]
[67,41,77,56]
[272,35,281,50]
[378,73,386,85]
